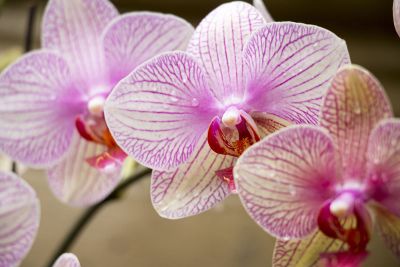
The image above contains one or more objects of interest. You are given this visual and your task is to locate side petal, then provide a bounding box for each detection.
[234,125,338,238]
[252,0,274,22]
[243,22,350,125]
[105,52,218,170]
[371,204,400,261]
[187,2,265,102]
[0,171,40,267]
[102,12,194,83]
[394,0,400,38]
[273,230,346,267]
[53,253,81,267]
[320,65,393,181]
[367,118,400,217]
[42,0,118,87]
[0,51,81,167]
[151,136,235,219]
[251,112,292,137]
[47,132,122,207]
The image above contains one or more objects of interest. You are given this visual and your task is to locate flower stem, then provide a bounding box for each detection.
[24,3,37,52]
[45,168,152,267]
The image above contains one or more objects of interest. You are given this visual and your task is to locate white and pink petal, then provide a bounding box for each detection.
[234,125,339,238]
[320,65,392,181]
[42,0,118,89]
[187,2,265,102]
[151,136,235,219]
[273,230,346,267]
[105,52,218,170]
[367,118,400,217]
[371,204,400,261]
[243,22,350,125]
[47,132,122,207]
[0,171,40,267]
[102,12,194,83]
[0,51,82,167]
[53,253,81,267]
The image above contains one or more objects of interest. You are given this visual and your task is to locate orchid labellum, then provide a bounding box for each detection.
[235,65,400,266]
[0,0,193,206]
[105,1,350,218]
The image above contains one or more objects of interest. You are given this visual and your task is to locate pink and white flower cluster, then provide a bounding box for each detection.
[1,0,400,266]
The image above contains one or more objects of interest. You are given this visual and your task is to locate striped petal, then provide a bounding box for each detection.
[47,132,122,206]
[394,0,400,38]
[187,2,265,102]
[320,65,393,181]
[42,0,118,89]
[53,253,81,267]
[251,112,292,137]
[151,136,235,219]
[273,230,346,267]
[243,22,350,125]
[105,52,218,170]
[102,12,194,83]
[0,51,81,167]
[367,119,400,217]
[234,125,338,238]
[252,0,273,22]
[0,171,40,267]
[372,204,400,260]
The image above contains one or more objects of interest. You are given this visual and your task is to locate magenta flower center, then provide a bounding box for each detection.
[208,107,261,191]
[75,95,127,170]
[318,184,371,255]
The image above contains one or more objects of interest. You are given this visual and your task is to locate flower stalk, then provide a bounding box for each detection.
[46,168,151,267]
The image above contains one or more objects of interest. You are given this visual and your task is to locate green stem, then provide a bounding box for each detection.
[45,168,151,267]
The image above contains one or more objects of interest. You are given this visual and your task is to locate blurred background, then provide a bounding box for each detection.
[0,0,399,266]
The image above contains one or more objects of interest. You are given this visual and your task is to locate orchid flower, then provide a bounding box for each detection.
[0,0,194,206]
[0,171,40,266]
[234,65,399,266]
[394,0,400,37]
[105,1,350,218]
[53,253,81,267]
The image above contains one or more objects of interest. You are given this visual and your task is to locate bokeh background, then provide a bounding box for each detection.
[0,0,399,266]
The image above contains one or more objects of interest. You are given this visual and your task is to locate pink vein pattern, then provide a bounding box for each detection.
[235,126,338,238]
[0,172,40,267]
[103,12,194,83]
[105,52,218,170]
[0,51,82,167]
[319,66,392,181]
[187,2,266,102]
[244,23,350,124]
[151,136,235,218]
[47,132,121,206]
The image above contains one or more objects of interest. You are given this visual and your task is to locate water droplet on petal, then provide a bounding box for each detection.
[170,97,178,102]
[191,98,199,107]
[313,42,319,48]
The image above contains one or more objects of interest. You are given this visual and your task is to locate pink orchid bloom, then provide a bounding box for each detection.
[394,0,400,37]
[53,253,81,267]
[0,0,194,206]
[0,171,40,267]
[105,1,350,218]
[235,65,399,266]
